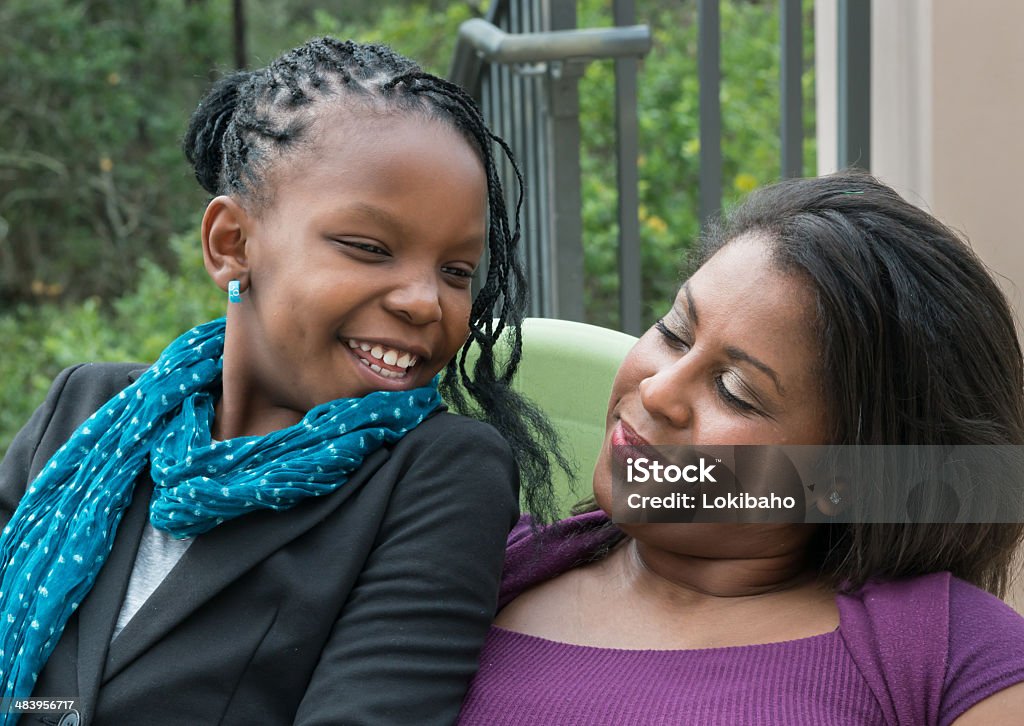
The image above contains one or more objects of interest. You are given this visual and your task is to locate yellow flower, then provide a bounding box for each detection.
[644,216,668,234]
[99,157,114,173]
[107,72,121,85]
[734,173,759,194]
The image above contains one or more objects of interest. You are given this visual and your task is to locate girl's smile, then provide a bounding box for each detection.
[345,337,424,384]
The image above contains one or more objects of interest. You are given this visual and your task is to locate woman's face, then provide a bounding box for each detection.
[592,235,832,536]
[221,112,486,432]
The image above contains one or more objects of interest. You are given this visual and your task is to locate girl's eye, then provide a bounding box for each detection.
[655,318,691,351]
[339,240,390,257]
[442,266,473,278]
[441,266,475,288]
[715,374,758,414]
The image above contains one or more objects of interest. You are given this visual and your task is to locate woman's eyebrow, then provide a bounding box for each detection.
[682,283,699,326]
[725,346,784,395]
[684,282,784,395]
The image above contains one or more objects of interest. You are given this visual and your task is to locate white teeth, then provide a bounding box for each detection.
[370,364,382,373]
[346,339,419,370]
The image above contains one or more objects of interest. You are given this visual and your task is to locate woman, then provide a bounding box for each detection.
[459,171,1024,725]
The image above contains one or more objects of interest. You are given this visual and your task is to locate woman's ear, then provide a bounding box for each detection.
[815,477,848,519]
[202,195,251,294]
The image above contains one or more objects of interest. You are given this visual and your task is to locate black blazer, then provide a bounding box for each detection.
[0,363,519,726]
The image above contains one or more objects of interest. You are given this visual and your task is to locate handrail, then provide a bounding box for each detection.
[450,18,651,92]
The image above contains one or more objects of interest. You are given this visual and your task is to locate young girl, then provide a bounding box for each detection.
[0,38,558,725]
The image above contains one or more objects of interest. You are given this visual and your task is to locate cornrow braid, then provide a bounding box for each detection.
[183,37,570,522]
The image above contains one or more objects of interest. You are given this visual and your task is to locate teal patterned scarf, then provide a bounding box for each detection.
[0,318,442,714]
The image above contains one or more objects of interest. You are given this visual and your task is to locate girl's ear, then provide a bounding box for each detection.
[202,195,251,294]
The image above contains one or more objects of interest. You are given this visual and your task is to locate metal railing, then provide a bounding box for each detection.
[451,0,871,335]
[450,0,652,334]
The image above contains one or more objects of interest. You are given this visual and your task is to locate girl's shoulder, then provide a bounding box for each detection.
[837,572,1024,725]
[42,361,150,413]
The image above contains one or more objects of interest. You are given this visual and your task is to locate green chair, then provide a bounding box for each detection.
[454,318,638,515]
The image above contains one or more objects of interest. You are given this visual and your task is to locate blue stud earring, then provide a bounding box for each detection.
[228,280,241,304]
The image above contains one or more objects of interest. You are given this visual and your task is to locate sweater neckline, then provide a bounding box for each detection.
[487,622,843,655]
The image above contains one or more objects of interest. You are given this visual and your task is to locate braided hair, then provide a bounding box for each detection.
[183,37,568,522]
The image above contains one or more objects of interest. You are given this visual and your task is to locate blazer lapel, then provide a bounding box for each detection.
[74,474,152,721]
[103,445,389,681]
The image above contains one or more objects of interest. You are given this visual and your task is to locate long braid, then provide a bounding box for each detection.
[183,38,571,522]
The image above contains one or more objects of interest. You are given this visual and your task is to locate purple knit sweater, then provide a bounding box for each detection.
[458,512,1024,725]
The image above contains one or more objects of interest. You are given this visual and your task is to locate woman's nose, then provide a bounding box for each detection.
[638,358,695,429]
[383,274,443,325]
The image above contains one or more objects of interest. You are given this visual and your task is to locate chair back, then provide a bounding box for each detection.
[450,318,637,514]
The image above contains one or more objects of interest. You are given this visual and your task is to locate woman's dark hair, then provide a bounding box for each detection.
[182,37,568,522]
[694,169,1024,596]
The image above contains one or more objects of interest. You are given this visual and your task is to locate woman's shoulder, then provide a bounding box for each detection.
[499,510,618,608]
[837,571,1024,658]
[837,572,1024,725]
[839,571,1024,633]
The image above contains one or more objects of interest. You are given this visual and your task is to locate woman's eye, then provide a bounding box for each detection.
[655,318,691,351]
[715,375,758,414]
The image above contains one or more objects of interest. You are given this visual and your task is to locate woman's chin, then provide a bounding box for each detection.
[590,451,614,517]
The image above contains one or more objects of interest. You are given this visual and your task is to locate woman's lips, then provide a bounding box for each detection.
[610,420,654,467]
[616,420,652,448]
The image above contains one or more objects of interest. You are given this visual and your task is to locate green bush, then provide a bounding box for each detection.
[0,233,222,458]
[578,0,816,328]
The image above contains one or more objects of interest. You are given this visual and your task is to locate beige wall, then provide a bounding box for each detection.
[817,0,1024,612]
[930,1,1024,335]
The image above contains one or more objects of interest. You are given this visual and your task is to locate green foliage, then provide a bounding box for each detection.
[0,234,222,459]
[577,0,817,328]
[0,0,230,305]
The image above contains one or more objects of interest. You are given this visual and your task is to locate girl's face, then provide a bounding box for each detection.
[592,235,832,543]
[222,112,486,431]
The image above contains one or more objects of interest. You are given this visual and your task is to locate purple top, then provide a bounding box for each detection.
[458,512,1024,725]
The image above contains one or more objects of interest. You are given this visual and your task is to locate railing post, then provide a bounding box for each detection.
[698,0,722,225]
[780,0,804,178]
[613,0,644,335]
[546,0,585,322]
[837,0,871,169]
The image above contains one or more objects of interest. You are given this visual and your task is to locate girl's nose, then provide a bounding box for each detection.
[638,358,695,429]
[383,274,443,325]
